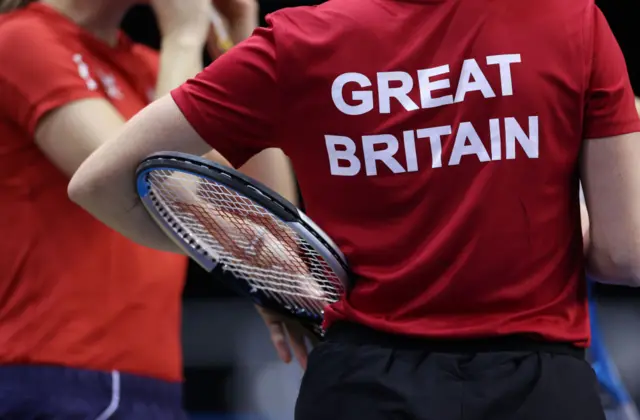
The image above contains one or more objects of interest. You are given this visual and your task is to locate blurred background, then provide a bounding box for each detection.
[118,1,640,419]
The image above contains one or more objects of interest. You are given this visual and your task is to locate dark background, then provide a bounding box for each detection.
[120,0,640,415]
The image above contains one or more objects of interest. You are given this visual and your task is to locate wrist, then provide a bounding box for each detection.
[156,34,205,96]
[226,0,259,20]
[161,31,207,51]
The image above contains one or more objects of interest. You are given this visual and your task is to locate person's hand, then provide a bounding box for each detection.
[255,305,319,370]
[213,0,259,42]
[207,0,259,56]
[151,0,214,46]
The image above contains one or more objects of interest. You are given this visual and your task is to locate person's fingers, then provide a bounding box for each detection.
[256,306,293,363]
[266,320,292,364]
[286,322,309,370]
[206,24,224,59]
[207,4,233,57]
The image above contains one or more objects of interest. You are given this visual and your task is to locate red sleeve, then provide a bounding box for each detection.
[171,24,279,168]
[583,6,640,139]
[0,20,103,138]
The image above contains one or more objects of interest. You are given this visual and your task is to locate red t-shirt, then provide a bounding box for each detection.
[172,0,640,346]
[0,3,186,381]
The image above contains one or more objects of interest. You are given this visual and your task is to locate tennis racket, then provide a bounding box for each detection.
[587,280,640,420]
[135,152,351,337]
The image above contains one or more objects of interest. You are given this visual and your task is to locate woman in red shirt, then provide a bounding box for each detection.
[0,0,296,418]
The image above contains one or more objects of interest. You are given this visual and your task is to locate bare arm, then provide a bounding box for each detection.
[37,0,292,185]
[241,149,298,204]
[35,35,204,177]
[214,0,260,45]
[69,95,298,251]
[201,149,297,205]
[581,132,640,287]
[581,95,640,258]
[35,99,126,178]
[68,97,209,251]
[155,39,205,96]
[69,21,298,251]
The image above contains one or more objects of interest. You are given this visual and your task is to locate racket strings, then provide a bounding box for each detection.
[147,170,344,317]
[181,201,329,313]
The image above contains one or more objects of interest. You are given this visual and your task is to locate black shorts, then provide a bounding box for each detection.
[295,322,606,420]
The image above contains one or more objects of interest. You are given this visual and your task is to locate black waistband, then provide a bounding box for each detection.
[325,322,585,359]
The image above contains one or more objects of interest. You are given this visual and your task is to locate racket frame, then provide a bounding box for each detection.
[135,152,352,330]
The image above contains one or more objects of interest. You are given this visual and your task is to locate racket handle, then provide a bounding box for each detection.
[208,6,234,57]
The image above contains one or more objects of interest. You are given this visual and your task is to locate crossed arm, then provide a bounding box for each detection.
[67,96,640,288]
[67,95,295,253]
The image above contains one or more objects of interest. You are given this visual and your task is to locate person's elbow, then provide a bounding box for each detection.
[67,149,116,214]
[587,245,640,287]
[580,132,640,287]
[67,163,100,210]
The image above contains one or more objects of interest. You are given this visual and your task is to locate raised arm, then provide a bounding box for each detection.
[6,0,294,210]
[34,0,212,177]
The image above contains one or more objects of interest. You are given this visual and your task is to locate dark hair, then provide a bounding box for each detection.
[0,0,36,13]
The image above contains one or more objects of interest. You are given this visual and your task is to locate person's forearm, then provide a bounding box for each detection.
[582,192,640,287]
[115,200,184,253]
[227,2,259,44]
[68,96,212,254]
[202,149,299,206]
[68,156,184,253]
[239,149,299,206]
[68,143,183,254]
[581,206,634,286]
[155,36,205,97]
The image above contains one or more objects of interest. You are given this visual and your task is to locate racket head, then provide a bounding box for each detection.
[135,152,351,333]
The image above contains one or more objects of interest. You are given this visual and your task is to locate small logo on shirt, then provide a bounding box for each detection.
[73,54,98,91]
[96,71,124,100]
